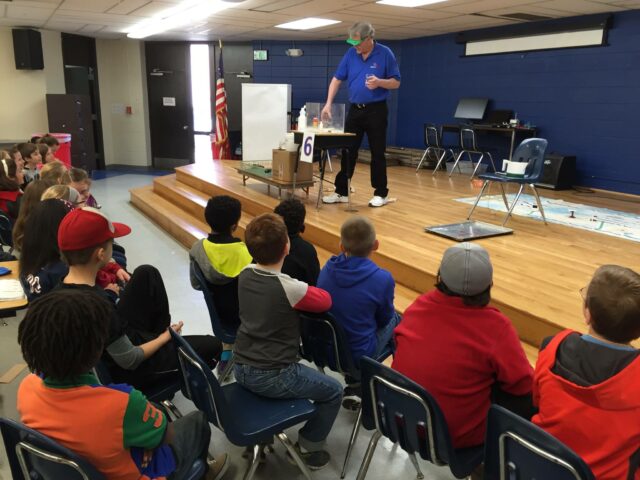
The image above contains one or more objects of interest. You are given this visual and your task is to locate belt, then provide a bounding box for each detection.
[352,101,386,109]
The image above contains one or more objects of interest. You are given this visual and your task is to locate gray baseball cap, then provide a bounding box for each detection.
[439,242,493,296]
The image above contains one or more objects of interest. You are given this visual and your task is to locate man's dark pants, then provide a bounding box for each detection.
[335,101,388,198]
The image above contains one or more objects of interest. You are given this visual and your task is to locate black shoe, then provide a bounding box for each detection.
[286,443,331,470]
[342,397,361,411]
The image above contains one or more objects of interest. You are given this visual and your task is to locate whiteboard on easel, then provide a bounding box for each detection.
[300,133,315,163]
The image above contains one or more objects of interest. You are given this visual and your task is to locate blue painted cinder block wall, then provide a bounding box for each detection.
[252,40,402,148]
[253,10,640,194]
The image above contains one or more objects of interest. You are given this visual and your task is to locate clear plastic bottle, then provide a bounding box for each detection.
[297,106,307,132]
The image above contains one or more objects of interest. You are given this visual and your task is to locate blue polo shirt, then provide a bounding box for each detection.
[334,42,401,105]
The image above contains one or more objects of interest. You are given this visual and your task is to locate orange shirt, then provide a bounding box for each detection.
[18,373,173,480]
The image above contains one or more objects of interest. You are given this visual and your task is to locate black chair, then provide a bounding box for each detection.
[355,357,483,480]
[169,329,317,480]
[190,261,237,382]
[0,417,206,480]
[467,138,548,226]
[414,123,456,173]
[449,128,497,178]
[0,211,14,253]
[484,405,595,480]
[93,360,183,419]
[299,312,393,479]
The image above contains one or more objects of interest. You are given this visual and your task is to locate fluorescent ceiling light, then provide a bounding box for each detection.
[127,0,232,39]
[377,0,447,6]
[275,18,341,30]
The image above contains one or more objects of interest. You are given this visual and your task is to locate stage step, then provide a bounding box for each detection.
[131,178,538,366]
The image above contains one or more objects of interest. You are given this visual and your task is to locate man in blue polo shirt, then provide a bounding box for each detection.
[321,22,401,208]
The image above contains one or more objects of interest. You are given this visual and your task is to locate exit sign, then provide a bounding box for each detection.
[253,49,268,61]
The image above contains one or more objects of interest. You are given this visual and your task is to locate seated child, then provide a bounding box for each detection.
[12,179,57,250]
[69,167,100,208]
[38,134,60,156]
[0,153,23,221]
[16,142,41,186]
[58,207,221,391]
[40,160,70,185]
[392,242,533,449]
[533,265,640,479]
[37,142,55,165]
[233,213,341,470]
[274,198,320,286]
[19,199,73,301]
[317,216,399,363]
[41,184,80,205]
[189,195,252,371]
[17,288,228,480]
[9,145,24,170]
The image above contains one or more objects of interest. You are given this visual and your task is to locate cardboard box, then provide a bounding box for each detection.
[272,149,313,183]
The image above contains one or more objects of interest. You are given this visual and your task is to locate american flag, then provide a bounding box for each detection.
[212,46,230,160]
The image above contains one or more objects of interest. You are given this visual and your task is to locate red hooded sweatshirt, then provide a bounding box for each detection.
[533,329,640,479]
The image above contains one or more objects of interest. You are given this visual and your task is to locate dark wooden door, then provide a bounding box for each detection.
[61,33,104,170]
[215,43,253,157]
[46,94,96,171]
[145,42,194,168]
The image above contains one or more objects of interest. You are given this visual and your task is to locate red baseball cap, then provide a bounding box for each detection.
[58,207,131,251]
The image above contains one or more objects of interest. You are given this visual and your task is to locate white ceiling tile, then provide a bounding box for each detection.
[535,0,624,14]
[0,0,637,40]
[79,23,106,32]
[106,0,152,15]
[6,5,55,21]
[123,1,175,17]
[40,21,83,32]
[267,0,365,16]
[59,0,121,13]
[436,0,541,14]
[250,0,310,13]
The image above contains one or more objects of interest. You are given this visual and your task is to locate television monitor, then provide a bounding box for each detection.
[454,98,489,121]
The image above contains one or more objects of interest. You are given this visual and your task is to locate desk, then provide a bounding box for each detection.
[0,261,28,326]
[292,131,358,208]
[442,124,537,160]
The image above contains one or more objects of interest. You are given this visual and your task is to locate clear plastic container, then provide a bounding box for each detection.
[305,102,345,133]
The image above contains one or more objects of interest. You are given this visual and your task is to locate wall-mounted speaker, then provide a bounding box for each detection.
[12,29,44,70]
[535,153,576,190]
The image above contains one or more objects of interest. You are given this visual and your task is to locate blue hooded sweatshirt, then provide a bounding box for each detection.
[317,253,395,361]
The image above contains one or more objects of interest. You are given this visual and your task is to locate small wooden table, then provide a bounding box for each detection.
[0,261,27,326]
[236,163,315,199]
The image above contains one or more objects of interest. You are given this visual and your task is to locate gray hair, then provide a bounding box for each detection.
[348,22,375,39]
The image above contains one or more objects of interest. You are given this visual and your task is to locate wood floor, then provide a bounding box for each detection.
[130,160,640,360]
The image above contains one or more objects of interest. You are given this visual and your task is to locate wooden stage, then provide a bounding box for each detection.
[130,160,640,363]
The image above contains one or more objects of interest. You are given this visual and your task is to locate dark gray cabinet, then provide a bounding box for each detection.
[46,93,97,171]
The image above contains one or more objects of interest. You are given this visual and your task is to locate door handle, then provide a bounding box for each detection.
[183,125,189,130]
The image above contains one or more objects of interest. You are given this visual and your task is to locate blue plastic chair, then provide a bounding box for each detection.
[484,405,595,480]
[299,311,393,479]
[93,360,183,419]
[0,417,104,480]
[355,357,483,480]
[169,329,317,480]
[467,138,549,226]
[0,417,205,480]
[190,261,237,382]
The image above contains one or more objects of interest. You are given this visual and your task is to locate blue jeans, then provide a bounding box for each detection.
[234,362,343,451]
[373,311,402,359]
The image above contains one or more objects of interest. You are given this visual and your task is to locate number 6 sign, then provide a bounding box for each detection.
[300,133,315,163]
